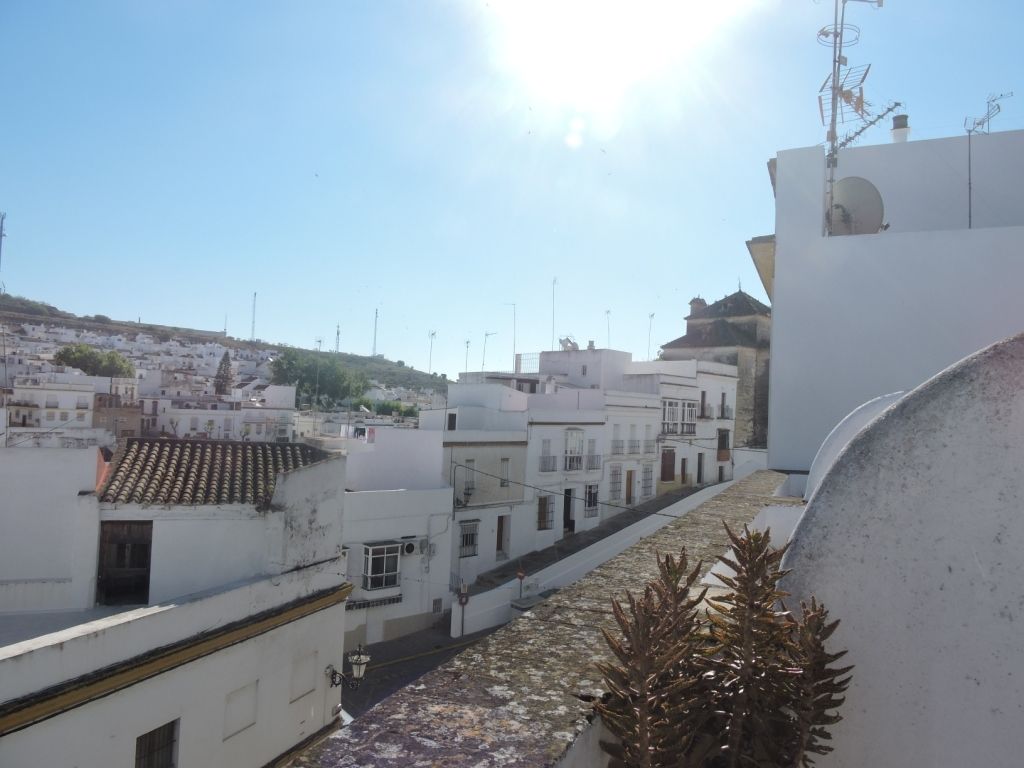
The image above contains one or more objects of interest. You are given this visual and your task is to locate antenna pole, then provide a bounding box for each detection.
[551,278,557,351]
[605,309,611,348]
[647,313,655,361]
[335,324,340,354]
[250,292,256,342]
[464,339,470,374]
[372,308,378,357]
[482,331,496,370]
[428,330,436,375]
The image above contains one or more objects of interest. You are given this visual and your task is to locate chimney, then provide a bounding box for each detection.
[891,114,910,143]
[587,340,595,350]
[688,297,707,316]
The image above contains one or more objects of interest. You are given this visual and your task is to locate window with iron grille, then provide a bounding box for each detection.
[564,429,583,470]
[459,521,479,557]
[363,543,401,590]
[537,495,554,530]
[609,463,623,500]
[641,464,654,498]
[463,459,475,492]
[585,484,599,517]
[500,457,510,486]
[135,719,178,768]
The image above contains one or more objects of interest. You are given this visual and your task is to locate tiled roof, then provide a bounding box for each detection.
[661,317,759,349]
[687,290,770,320]
[100,438,329,507]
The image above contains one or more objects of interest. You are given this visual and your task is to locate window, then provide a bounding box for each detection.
[581,364,587,376]
[135,719,178,768]
[76,412,85,422]
[609,463,623,500]
[362,543,400,589]
[641,464,654,498]
[585,484,599,517]
[59,411,68,421]
[255,423,263,434]
[564,429,584,470]
[540,438,556,471]
[662,399,680,433]
[459,521,479,557]
[718,429,730,450]
[500,458,510,487]
[447,412,457,430]
[463,459,475,492]
[46,411,55,421]
[77,396,89,409]
[190,416,199,431]
[537,496,553,530]
[586,438,601,469]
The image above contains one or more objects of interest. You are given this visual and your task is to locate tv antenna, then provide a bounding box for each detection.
[965,91,1013,134]
[335,323,340,354]
[964,92,1013,228]
[250,291,256,341]
[428,330,436,374]
[481,331,496,371]
[817,0,886,235]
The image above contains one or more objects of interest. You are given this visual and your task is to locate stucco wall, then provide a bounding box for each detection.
[769,131,1024,470]
[781,334,1024,767]
[0,449,101,612]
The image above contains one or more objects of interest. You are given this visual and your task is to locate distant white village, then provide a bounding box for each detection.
[3,123,1024,767]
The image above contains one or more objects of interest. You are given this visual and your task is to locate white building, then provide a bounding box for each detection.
[0,439,355,767]
[753,126,1024,471]
[424,347,737,588]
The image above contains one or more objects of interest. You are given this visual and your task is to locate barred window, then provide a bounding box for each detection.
[362,543,401,590]
[500,458,510,487]
[585,484,599,517]
[459,521,479,558]
[641,464,654,498]
[609,463,623,500]
[135,719,178,768]
[537,496,554,530]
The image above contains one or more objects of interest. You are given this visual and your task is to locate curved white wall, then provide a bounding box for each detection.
[781,333,1024,768]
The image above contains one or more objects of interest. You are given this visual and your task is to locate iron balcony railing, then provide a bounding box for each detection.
[611,439,625,455]
[627,440,641,454]
[585,453,602,470]
[643,440,656,454]
[698,404,714,419]
[681,422,697,436]
[718,405,734,419]
[564,454,583,471]
[539,455,557,472]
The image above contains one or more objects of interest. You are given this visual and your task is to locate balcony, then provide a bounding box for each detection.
[681,422,696,436]
[698,404,714,419]
[643,440,656,454]
[563,454,583,471]
[585,453,602,471]
[611,439,624,455]
[718,405,734,420]
[539,455,557,472]
[627,440,641,455]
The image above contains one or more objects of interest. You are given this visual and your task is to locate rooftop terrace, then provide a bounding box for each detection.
[288,470,799,768]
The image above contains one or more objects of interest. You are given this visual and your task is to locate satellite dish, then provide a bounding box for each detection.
[831,176,884,235]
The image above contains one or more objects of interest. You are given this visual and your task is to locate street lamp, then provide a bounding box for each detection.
[325,644,371,689]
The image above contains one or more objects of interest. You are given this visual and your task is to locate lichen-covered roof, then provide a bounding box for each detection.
[661,317,759,350]
[686,290,770,320]
[99,438,329,507]
[289,470,799,768]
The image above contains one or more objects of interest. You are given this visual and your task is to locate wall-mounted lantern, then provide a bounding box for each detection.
[325,644,371,689]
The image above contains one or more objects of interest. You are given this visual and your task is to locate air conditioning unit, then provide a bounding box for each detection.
[402,541,417,556]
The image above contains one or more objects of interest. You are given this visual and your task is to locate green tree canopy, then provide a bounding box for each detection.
[54,343,135,378]
[270,348,369,409]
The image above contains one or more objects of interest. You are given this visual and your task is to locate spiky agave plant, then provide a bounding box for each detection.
[595,549,709,768]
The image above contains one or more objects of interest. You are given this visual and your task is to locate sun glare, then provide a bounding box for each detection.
[484,0,760,145]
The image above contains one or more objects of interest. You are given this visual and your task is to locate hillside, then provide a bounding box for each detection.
[0,293,447,392]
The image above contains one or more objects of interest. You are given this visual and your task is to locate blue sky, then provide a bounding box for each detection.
[0,1,1019,380]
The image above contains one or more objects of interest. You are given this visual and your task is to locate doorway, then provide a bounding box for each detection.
[97,521,153,605]
[496,514,509,559]
[697,454,705,484]
[661,449,675,482]
[563,489,575,534]
[625,470,635,504]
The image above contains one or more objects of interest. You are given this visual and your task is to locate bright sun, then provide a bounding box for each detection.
[483,0,761,146]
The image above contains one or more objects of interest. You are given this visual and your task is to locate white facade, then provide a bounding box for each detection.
[761,128,1024,471]
[0,444,354,767]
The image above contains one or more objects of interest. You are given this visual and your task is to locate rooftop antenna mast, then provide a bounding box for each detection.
[464,339,470,374]
[335,324,340,354]
[817,0,884,235]
[964,91,1013,228]
[428,330,436,374]
[250,292,256,342]
[372,308,378,357]
[482,331,496,370]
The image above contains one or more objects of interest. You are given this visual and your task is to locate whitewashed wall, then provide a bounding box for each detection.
[768,130,1024,471]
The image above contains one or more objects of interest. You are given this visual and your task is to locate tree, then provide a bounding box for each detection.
[596,525,852,768]
[54,343,135,378]
[214,351,233,395]
[270,348,369,409]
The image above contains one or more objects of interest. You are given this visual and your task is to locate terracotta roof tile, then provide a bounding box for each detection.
[100,438,329,508]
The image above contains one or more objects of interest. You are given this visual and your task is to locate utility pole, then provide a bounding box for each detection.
[372,308,378,357]
[428,330,436,375]
[314,338,323,435]
[551,278,557,350]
